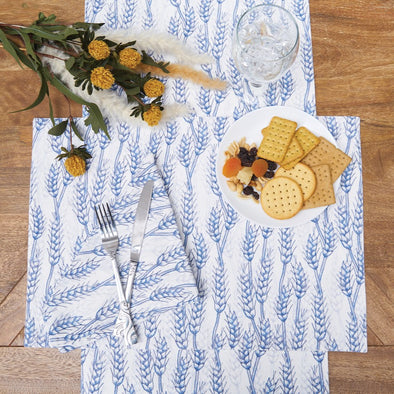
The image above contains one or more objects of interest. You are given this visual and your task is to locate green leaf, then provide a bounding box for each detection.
[72,22,104,31]
[124,86,141,96]
[103,39,117,47]
[81,79,88,90]
[12,28,40,66]
[35,13,57,25]
[74,79,83,88]
[8,45,38,71]
[115,41,136,52]
[47,93,55,125]
[0,29,24,68]
[70,119,84,141]
[65,57,76,70]
[48,120,68,136]
[42,67,108,137]
[84,104,109,138]
[23,25,79,41]
[141,51,170,73]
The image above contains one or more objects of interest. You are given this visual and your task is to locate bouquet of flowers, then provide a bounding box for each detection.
[0,13,226,175]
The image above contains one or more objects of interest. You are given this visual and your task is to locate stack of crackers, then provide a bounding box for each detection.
[257,116,351,220]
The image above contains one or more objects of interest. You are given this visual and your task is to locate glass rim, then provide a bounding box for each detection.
[235,4,300,62]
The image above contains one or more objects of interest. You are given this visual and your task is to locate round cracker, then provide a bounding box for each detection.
[260,176,304,220]
[275,162,316,201]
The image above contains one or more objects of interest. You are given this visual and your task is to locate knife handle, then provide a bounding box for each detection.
[125,259,138,302]
[114,300,138,346]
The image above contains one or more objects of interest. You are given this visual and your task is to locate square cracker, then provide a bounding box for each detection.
[257,116,297,163]
[301,137,352,182]
[282,127,320,169]
[303,164,336,209]
[280,135,304,166]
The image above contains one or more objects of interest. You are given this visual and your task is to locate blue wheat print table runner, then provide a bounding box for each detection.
[23,0,367,392]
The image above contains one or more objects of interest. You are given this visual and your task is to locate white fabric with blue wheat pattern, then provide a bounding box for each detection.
[85,0,316,120]
[25,118,198,351]
[23,0,367,392]
[73,114,364,393]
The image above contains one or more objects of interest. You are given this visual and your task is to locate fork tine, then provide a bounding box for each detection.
[94,206,104,231]
[102,204,115,237]
[95,205,108,238]
[95,203,118,239]
[100,204,111,237]
[105,203,118,236]
[95,204,109,238]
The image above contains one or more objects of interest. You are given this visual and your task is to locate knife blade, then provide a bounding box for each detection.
[125,179,154,301]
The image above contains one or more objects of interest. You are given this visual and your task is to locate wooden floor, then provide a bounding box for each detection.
[0,0,393,392]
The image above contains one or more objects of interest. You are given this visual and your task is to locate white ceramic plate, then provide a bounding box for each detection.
[216,106,338,228]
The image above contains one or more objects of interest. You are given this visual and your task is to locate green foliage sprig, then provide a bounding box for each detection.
[0,12,170,145]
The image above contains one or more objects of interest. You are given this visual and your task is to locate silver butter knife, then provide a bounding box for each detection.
[114,180,153,344]
[125,179,153,301]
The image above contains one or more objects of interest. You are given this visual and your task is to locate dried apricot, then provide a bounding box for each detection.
[222,157,242,177]
[251,159,268,177]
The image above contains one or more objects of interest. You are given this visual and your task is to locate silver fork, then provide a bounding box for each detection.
[95,203,138,345]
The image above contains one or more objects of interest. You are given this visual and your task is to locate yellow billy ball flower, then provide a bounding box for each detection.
[90,67,115,89]
[88,40,110,60]
[143,78,165,97]
[64,155,86,177]
[143,105,162,126]
[119,48,142,69]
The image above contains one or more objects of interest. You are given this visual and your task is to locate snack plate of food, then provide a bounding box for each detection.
[216,106,350,228]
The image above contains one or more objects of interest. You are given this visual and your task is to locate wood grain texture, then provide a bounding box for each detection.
[0,273,27,345]
[0,348,80,393]
[0,0,393,392]
[329,347,394,393]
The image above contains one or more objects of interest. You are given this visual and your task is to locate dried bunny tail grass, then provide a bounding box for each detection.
[40,47,191,127]
[135,63,227,90]
[161,103,192,122]
[100,28,214,65]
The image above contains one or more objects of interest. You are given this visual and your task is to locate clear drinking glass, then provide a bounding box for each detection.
[233,4,299,86]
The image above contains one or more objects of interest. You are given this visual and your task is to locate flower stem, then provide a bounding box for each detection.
[132,95,145,106]
[0,22,26,29]
[40,42,80,57]
[65,95,73,150]
[36,52,67,61]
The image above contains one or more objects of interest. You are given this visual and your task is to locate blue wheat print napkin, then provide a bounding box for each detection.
[25,118,198,351]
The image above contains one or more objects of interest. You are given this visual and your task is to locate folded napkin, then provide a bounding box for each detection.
[25,118,198,351]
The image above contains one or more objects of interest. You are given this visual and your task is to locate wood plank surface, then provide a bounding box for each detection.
[0,0,393,392]
[0,347,80,393]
